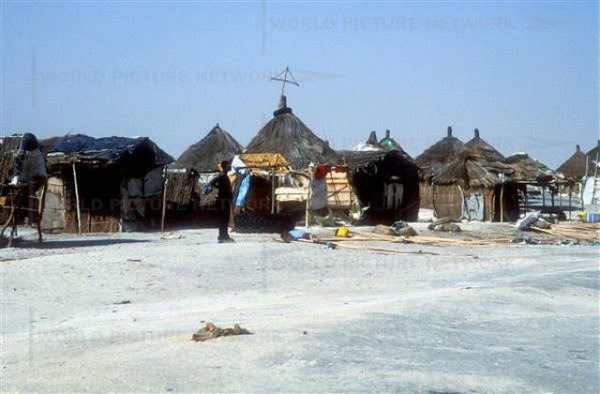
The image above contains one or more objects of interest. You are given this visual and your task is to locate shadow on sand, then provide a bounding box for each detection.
[4,237,150,249]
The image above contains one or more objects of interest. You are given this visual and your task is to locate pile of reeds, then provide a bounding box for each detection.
[531,222,600,243]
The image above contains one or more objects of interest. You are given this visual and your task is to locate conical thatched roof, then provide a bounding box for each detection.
[504,152,555,183]
[379,129,402,151]
[175,124,242,172]
[432,152,513,189]
[556,145,588,180]
[354,131,385,151]
[415,126,467,178]
[465,128,505,161]
[245,95,338,169]
[586,140,600,175]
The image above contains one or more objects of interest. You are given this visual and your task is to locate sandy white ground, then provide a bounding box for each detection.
[1,224,598,392]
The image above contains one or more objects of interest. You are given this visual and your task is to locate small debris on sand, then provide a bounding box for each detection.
[192,322,252,342]
[113,300,131,305]
[160,232,182,240]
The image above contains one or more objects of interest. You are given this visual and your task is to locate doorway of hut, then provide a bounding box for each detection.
[493,183,521,222]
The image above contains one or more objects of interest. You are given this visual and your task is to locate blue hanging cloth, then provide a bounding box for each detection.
[235,172,252,208]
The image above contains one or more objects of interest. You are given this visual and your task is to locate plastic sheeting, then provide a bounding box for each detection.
[310,178,328,210]
[465,193,484,221]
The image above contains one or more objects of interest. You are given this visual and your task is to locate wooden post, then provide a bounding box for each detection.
[568,184,572,220]
[305,164,313,227]
[270,170,275,214]
[37,182,47,243]
[499,183,504,223]
[72,163,82,235]
[542,186,546,207]
[161,177,168,233]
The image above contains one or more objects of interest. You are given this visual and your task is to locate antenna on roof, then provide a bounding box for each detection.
[270,67,300,96]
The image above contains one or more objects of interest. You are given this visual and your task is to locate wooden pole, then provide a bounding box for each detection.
[305,165,313,227]
[161,177,168,233]
[542,186,546,207]
[568,184,572,221]
[270,171,275,214]
[499,183,504,223]
[72,163,82,235]
[37,181,47,243]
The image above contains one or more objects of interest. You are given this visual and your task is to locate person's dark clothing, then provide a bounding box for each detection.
[218,200,231,240]
[210,171,233,241]
[210,172,233,200]
[13,133,40,178]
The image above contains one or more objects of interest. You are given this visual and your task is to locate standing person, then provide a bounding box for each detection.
[207,160,235,243]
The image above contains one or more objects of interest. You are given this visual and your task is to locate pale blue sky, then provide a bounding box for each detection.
[1,1,598,168]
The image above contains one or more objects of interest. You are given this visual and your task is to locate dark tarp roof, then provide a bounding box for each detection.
[48,134,173,176]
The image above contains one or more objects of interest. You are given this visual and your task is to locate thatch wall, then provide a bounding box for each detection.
[0,136,21,183]
[421,182,520,221]
[165,170,199,207]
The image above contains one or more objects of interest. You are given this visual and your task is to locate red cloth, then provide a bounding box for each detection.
[314,164,330,180]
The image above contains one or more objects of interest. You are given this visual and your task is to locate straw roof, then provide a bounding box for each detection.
[232,153,289,174]
[504,152,554,183]
[379,129,402,151]
[432,152,513,189]
[586,140,600,176]
[465,128,505,161]
[245,95,339,169]
[175,124,242,172]
[354,131,385,151]
[415,127,467,178]
[556,145,588,180]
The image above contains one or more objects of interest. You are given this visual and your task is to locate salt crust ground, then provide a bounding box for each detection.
[1,223,598,392]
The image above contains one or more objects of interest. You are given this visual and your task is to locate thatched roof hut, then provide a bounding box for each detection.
[415,126,467,178]
[428,152,520,222]
[432,153,513,189]
[175,124,242,172]
[556,145,588,180]
[504,152,555,184]
[245,95,338,169]
[465,128,505,161]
